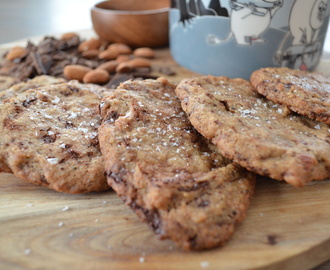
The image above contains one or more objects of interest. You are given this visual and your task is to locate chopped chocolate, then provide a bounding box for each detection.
[0,34,162,88]
[0,35,90,81]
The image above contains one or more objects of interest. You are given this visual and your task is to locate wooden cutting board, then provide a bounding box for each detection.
[1,37,330,270]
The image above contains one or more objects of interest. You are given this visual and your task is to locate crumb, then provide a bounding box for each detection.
[62,205,69,211]
[200,261,209,268]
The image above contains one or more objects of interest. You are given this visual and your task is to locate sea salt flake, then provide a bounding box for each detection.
[314,124,321,130]
[78,127,89,133]
[69,112,78,119]
[89,132,98,139]
[52,96,60,104]
[24,249,31,255]
[139,257,145,263]
[47,158,58,164]
[58,221,64,227]
[59,143,66,149]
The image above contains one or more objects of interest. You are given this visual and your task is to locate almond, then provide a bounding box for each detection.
[97,60,118,73]
[116,55,131,63]
[116,62,133,73]
[78,38,102,52]
[61,32,79,40]
[133,47,155,59]
[63,65,92,82]
[82,49,100,59]
[83,69,110,84]
[128,58,151,68]
[98,49,120,60]
[6,46,27,61]
[107,43,132,55]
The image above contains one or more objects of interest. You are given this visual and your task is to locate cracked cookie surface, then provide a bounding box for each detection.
[98,78,255,250]
[0,81,110,193]
[0,75,66,103]
[251,67,330,124]
[175,75,330,187]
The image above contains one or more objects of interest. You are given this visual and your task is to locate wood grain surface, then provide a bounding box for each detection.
[1,173,330,270]
[1,37,330,270]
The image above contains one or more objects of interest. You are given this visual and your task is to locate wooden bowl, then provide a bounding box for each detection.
[91,0,170,48]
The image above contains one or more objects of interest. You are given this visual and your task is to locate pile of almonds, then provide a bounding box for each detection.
[64,35,156,85]
[0,32,174,88]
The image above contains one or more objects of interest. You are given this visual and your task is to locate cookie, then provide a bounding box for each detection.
[175,75,330,187]
[0,81,110,193]
[98,77,255,250]
[0,75,66,103]
[250,67,330,124]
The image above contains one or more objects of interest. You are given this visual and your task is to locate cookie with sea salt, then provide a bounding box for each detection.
[251,67,330,124]
[175,75,330,187]
[0,81,110,193]
[98,77,255,250]
[0,75,66,103]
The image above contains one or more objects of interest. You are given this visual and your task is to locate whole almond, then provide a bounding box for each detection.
[98,49,120,60]
[107,43,132,55]
[97,60,118,73]
[133,47,155,59]
[82,49,100,59]
[128,58,151,68]
[116,62,133,73]
[61,32,79,40]
[116,55,131,63]
[63,65,92,82]
[83,69,110,84]
[6,46,27,61]
[78,38,102,52]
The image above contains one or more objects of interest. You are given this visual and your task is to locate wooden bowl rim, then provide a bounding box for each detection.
[92,0,170,15]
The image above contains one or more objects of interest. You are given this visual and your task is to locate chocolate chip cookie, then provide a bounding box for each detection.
[0,81,110,193]
[98,77,255,250]
[175,75,330,187]
[0,75,66,103]
[251,67,330,124]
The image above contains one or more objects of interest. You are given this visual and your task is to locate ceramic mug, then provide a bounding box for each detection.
[169,0,330,79]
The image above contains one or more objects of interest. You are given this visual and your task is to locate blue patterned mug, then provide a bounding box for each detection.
[170,0,330,79]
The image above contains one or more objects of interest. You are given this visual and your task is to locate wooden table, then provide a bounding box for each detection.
[0,41,330,269]
[0,1,330,269]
